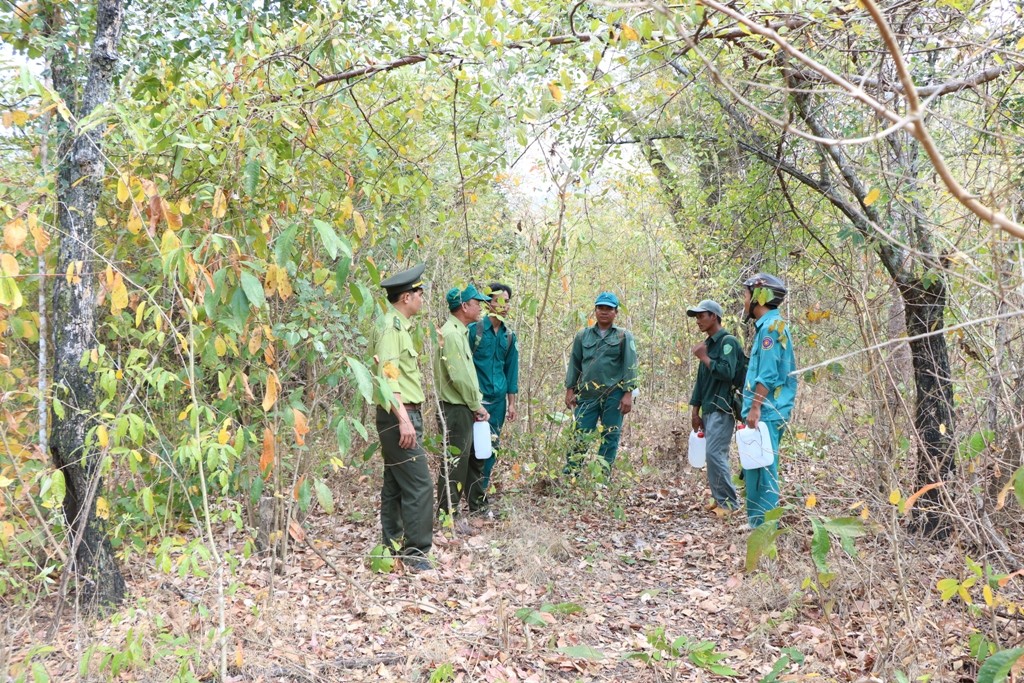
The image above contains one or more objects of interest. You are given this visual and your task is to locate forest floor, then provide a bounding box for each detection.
[4,416,1023,682]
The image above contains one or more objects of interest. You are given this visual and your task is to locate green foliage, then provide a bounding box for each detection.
[429,662,455,683]
[977,648,1024,683]
[625,627,738,676]
[515,601,584,626]
[759,648,806,683]
[368,543,397,574]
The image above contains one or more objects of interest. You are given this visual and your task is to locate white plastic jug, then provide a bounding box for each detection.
[472,421,493,460]
[735,421,774,470]
[687,430,706,468]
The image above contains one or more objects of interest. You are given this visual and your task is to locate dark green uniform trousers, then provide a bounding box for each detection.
[376,407,433,558]
[437,402,487,515]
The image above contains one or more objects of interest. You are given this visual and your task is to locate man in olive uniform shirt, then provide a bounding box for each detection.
[687,299,740,512]
[564,291,638,472]
[434,284,491,523]
[468,283,519,497]
[370,263,432,571]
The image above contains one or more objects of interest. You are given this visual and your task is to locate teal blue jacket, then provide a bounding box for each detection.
[468,316,519,403]
[741,309,797,423]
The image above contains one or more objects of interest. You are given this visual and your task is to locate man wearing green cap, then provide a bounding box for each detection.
[686,299,740,513]
[564,291,638,473]
[434,284,491,526]
[370,263,433,571]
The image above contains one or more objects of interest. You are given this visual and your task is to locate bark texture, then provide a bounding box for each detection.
[48,0,127,609]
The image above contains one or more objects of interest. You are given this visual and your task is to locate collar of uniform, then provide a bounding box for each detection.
[387,303,412,330]
[590,323,618,334]
[707,327,728,345]
[483,314,506,331]
[448,314,468,333]
[754,308,780,331]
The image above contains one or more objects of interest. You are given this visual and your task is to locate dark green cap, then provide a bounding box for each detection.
[380,263,426,297]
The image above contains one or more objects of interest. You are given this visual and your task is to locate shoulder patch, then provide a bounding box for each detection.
[761,336,775,350]
[723,344,733,356]
[393,316,402,330]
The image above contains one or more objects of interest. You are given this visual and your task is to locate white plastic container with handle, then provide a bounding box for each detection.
[735,421,774,470]
[687,430,706,468]
[472,421,493,460]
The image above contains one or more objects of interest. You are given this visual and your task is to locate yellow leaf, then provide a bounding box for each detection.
[864,188,881,206]
[95,496,110,520]
[4,218,27,250]
[90,348,99,364]
[983,584,994,607]
[264,264,279,297]
[805,494,817,509]
[235,642,244,669]
[353,211,366,239]
[860,506,869,520]
[0,521,14,548]
[96,424,109,448]
[1017,35,1024,52]
[262,370,280,412]
[110,274,129,315]
[160,229,180,259]
[117,175,130,203]
[127,206,143,234]
[218,421,231,445]
[547,82,563,102]
[938,423,946,435]
[260,428,275,476]
[338,196,354,221]
[382,361,399,381]
[161,198,182,230]
[179,197,192,215]
[621,23,639,41]
[135,301,146,328]
[888,489,901,505]
[30,222,49,255]
[1,252,19,277]
[293,408,309,446]
[212,187,227,218]
[214,335,227,357]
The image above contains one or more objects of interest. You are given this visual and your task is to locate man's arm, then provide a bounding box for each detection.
[565,332,583,409]
[506,332,519,420]
[707,337,738,381]
[442,332,485,413]
[621,331,638,391]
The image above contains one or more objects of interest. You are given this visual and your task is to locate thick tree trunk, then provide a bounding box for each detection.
[48,0,127,609]
[899,276,955,537]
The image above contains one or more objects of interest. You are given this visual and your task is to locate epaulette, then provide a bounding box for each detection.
[394,316,402,330]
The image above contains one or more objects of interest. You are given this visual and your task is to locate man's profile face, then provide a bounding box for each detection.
[694,311,716,334]
[404,288,424,315]
[742,288,753,320]
[488,291,509,317]
[462,298,483,321]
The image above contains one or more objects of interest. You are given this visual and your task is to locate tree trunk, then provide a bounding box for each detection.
[48,0,127,610]
[899,275,955,537]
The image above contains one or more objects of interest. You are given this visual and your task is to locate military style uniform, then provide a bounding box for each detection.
[741,308,797,527]
[468,315,519,492]
[688,327,741,509]
[434,285,491,515]
[371,264,432,560]
[564,322,638,469]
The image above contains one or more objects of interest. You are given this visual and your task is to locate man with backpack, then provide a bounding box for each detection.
[687,299,742,514]
[468,283,520,506]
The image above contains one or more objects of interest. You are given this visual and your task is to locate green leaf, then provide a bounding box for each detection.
[314,479,335,514]
[557,645,605,661]
[141,487,155,515]
[346,357,375,404]
[313,219,352,261]
[810,519,831,574]
[514,608,547,627]
[239,271,265,309]
[368,544,395,573]
[50,470,66,505]
[745,522,780,572]
[1013,467,1024,508]
[243,160,261,196]
[297,478,312,512]
[274,224,298,266]
[977,647,1024,683]
[960,430,994,460]
[937,578,960,601]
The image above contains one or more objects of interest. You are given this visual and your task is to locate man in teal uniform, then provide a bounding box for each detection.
[740,273,797,528]
[687,299,741,513]
[564,291,638,473]
[434,284,491,526]
[370,263,433,571]
[468,283,519,499]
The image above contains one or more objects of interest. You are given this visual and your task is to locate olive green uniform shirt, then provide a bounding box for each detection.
[565,324,638,399]
[688,328,740,415]
[434,316,484,411]
[370,304,425,405]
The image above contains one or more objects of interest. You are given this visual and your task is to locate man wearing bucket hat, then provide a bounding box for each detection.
[740,273,797,529]
[370,263,433,571]
[434,283,492,527]
[687,299,741,514]
[563,291,638,473]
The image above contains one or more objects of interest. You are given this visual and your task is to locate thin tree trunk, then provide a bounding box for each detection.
[48,0,128,610]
